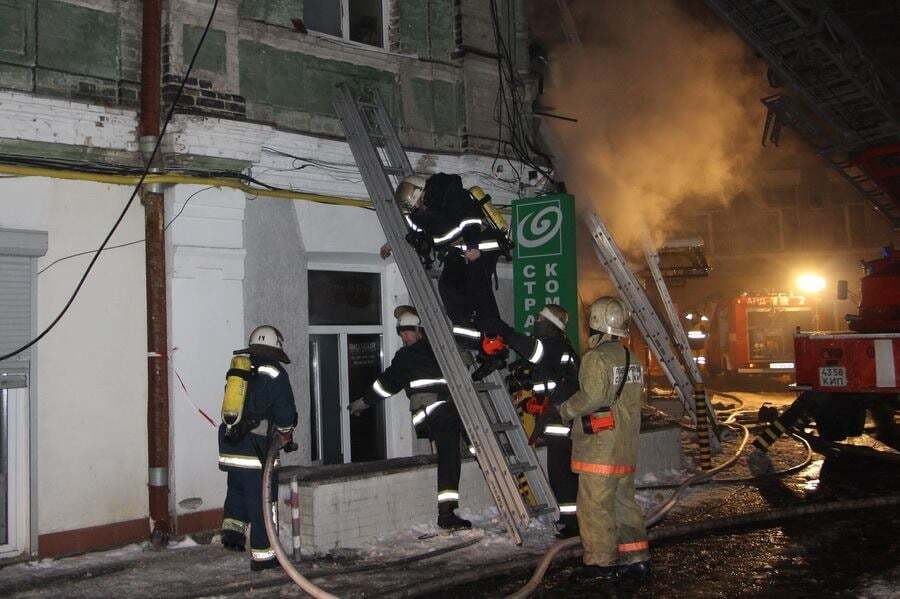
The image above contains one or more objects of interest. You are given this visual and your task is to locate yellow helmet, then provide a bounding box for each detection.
[395,175,428,209]
[588,297,629,338]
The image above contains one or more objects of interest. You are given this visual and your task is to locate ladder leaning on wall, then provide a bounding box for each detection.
[585,213,720,462]
[333,86,558,545]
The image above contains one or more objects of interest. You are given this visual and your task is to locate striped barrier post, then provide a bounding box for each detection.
[694,384,712,470]
[290,478,301,562]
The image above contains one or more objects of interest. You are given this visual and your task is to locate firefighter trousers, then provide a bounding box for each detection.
[577,472,650,566]
[439,251,508,338]
[223,469,277,562]
[419,401,464,505]
[547,437,579,525]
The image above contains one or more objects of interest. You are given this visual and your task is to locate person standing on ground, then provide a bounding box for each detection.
[557,297,651,581]
[218,325,297,571]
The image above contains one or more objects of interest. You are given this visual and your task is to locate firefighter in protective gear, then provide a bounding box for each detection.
[349,306,472,531]
[558,297,650,581]
[386,173,516,373]
[510,305,581,537]
[218,325,297,571]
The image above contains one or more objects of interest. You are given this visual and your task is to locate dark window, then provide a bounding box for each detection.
[349,0,383,47]
[303,0,341,37]
[308,270,381,326]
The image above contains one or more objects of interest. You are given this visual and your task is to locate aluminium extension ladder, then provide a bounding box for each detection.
[333,86,558,545]
[586,213,719,444]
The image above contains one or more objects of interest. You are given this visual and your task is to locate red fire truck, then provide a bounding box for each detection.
[753,247,900,453]
[707,293,816,375]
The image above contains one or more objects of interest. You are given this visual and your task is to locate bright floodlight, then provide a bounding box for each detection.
[797,273,826,293]
[688,330,706,339]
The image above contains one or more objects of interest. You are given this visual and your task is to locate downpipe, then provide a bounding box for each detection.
[139,0,171,545]
[262,437,338,599]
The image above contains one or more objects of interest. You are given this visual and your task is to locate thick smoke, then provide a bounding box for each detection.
[532,0,764,250]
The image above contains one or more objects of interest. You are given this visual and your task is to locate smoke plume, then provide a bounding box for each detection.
[531,0,765,250]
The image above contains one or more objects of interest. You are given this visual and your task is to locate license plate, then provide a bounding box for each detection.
[819,366,847,387]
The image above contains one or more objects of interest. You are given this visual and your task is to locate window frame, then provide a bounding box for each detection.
[304,0,391,52]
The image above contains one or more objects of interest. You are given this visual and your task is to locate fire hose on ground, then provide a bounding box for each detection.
[503,418,895,599]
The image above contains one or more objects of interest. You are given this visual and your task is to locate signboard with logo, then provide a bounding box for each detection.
[511,194,579,346]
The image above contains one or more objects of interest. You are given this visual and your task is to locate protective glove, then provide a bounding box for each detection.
[348,398,370,416]
[280,432,298,453]
[405,231,432,256]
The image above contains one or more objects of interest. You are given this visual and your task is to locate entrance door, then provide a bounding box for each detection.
[0,370,27,558]
[308,333,384,465]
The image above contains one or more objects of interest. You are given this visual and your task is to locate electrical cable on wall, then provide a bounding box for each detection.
[0,0,222,363]
[488,0,557,191]
[36,186,214,276]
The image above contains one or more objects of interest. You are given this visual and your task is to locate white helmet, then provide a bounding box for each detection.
[393,305,422,332]
[538,304,569,332]
[395,175,428,209]
[242,324,290,363]
[588,297,629,338]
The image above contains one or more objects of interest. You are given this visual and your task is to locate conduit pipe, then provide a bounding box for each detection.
[139,0,171,545]
[0,164,373,209]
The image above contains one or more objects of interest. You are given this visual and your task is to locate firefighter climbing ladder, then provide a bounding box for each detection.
[585,214,719,452]
[333,86,558,545]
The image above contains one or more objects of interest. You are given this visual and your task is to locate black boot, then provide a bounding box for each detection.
[619,560,652,580]
[437,502,472,531]
[584,564,619,582]
[220,529,245,552]
[472,352,508,381]
[250,557,279,572]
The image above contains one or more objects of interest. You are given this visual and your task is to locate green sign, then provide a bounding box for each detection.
[512,194,579,346]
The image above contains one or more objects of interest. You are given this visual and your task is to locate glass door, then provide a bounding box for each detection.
[309,335,343,465]
[347,334,384,462]
[0,370,27,558]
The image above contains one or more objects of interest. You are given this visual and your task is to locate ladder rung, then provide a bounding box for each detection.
[383,166,405,175]
[473,382,500,392]
[508,462,537,475]
[492,421,519,432]
[529,504,556,517]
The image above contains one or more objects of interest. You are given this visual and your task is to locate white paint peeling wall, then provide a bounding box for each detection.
[165,185,247,520]
[0,90,137,151]
[168,114,532,205]
[0,177,148,535]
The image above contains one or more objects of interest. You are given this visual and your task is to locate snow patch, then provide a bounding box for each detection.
[168,536,199,549]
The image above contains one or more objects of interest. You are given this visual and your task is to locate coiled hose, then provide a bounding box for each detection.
[262,438,339,599]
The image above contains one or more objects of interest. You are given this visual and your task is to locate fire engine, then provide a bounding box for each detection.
[707,293,816,375]
[753,247,900,454]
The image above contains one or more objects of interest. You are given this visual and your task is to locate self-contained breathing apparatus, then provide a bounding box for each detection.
[401,178,515,270]
[222,354,254,439]
[220,354,297,453]
[468,186,514,261]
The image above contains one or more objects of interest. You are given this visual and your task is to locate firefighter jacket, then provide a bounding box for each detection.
[364,338,450,414]
[559,338,643,474]
[406,174,502,254]
[218,357,297,471]
[529,333,580,439]
[528,334,579,405]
